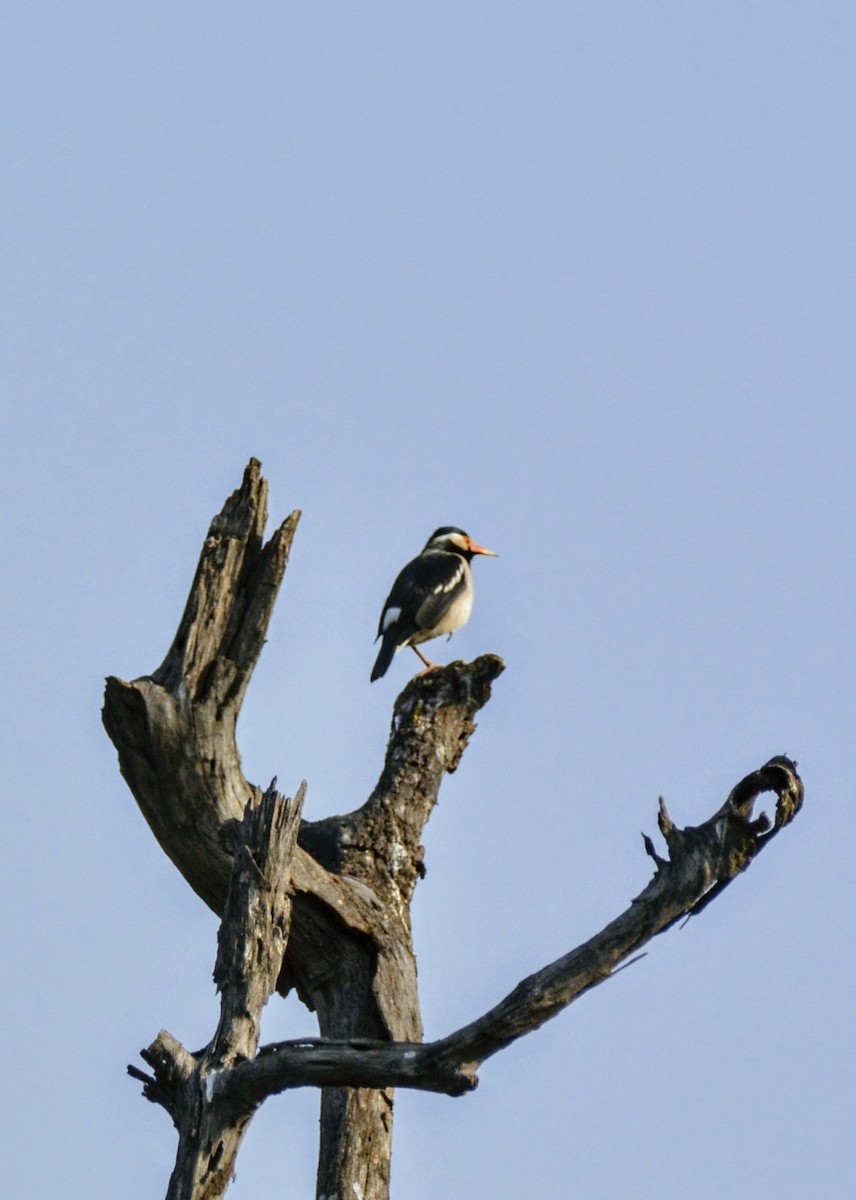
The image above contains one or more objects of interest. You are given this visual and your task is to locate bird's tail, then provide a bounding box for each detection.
[370,636,397,682]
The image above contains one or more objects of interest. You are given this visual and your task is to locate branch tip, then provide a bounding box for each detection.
[642,832,666,867]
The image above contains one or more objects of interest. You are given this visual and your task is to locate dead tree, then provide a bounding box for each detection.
[103,460,804,1200]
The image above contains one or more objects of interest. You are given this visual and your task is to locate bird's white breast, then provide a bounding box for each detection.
[430,562,473,635]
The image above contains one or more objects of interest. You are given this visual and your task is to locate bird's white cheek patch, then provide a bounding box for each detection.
[382,606,401,632]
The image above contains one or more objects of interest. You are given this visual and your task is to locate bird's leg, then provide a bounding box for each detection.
[411,645,438,671]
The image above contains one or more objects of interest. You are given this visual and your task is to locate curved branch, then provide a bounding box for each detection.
[220,756,804,1102]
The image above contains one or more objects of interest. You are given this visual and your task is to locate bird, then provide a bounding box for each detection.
[371,526,497,682]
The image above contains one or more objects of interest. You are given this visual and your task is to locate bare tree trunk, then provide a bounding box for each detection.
[107,461,804,1200]
[105,460,503,1199]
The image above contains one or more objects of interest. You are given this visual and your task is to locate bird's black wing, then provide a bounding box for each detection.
[412,553,467,632]
[376,551,465,640]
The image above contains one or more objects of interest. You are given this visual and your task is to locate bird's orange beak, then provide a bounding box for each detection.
[466,537,497,557]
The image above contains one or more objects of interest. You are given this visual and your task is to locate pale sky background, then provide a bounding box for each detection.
[2,4,854,1198]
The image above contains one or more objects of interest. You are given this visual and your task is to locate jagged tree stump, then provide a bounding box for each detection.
[103,461,804,1200]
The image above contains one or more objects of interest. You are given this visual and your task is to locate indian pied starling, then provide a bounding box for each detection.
[371,527,497,681]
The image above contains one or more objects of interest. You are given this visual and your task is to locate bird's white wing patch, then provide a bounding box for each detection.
[381,606,402,632]
[438,564,464,593]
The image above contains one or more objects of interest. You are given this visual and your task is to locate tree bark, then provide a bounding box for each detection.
[130,751,804,1195]
[108,462,804,1200]
[129,780,304,1200]
[104,460,504,1200]
[214,756,803,1104]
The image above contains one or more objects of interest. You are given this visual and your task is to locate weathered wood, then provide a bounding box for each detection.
[129,781,304,1200]
[211,779,305,1064]
[106,460,503,1200]
[112,463,804,1200]
[214,756,804,1104]
[102,461,298,913]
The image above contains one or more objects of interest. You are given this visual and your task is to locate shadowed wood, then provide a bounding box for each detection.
[109,462,804,1200]
[214,756,804,1103]
[104,460,504,1200]
[130,781,304,1199]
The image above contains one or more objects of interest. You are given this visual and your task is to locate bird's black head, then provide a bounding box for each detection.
[423,527,497,560]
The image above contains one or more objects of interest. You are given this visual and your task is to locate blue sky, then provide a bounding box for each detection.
[3,4,854,1197]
